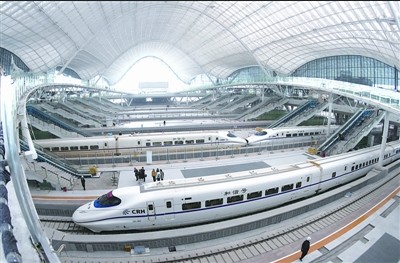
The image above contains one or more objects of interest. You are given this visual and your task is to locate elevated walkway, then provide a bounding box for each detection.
[282,100,330,127]
[317,109,383,156]
[27,105,90,137]
[39,103,101,128]
[203,94,240,111]
[236,97,289,121]
[218,94,256,113]
[190,94,214,107]
[268,99,318,128]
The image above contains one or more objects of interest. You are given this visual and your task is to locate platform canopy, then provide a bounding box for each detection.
[1,1,399,85]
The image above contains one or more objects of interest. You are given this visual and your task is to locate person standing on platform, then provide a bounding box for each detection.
[80,176,86,191]
[140,167,146,182]
[151,168,157,182]
[156,168,161,181]
[299,236,311,261]
[134,167,139,181]
[160,169,164,181]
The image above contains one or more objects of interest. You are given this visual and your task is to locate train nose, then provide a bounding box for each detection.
[72,202,92,223]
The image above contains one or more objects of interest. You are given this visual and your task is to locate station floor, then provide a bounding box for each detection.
[30,147,400,263]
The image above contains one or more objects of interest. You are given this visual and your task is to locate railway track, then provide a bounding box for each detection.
[42,171,399,262]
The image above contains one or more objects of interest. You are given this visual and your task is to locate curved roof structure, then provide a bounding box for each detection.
[1,1,399,85]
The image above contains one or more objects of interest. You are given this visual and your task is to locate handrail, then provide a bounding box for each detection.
[268,100,317,128]
[20,140,91,178]
[0,122,23,262]
[317,108,364,152]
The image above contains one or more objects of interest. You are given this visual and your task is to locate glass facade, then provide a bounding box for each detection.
[0,47,30,75]
[292,55,398,91]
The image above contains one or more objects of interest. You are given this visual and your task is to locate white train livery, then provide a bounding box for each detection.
[245,125,340,145]
[34,130,247,153]
[72,140,400,232]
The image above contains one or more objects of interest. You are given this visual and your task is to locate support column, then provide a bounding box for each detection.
[368,134,375,147]
[378,111,390,167]
[327,94,333,134]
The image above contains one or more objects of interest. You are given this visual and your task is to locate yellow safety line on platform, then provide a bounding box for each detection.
[273,186,400,263]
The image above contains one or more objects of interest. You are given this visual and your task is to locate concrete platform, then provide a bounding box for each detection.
[29,148,400,263]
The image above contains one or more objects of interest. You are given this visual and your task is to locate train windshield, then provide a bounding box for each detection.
[254,131,268,136]
[94,191,121,208]
[227,132,238,138]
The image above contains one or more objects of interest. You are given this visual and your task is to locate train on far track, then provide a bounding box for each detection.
[72,140,400,232]
[245,125,340,145]
[33,130,247,155]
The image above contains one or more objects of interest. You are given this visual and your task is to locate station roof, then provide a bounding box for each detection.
[1,1,399,85]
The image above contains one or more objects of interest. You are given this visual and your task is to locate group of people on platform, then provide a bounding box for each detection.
[133,166,164,182]
[151,168,164,182]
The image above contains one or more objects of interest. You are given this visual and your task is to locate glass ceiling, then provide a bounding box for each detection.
[0,1,399,85]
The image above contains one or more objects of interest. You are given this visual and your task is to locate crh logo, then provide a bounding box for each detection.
[122,209,130,215]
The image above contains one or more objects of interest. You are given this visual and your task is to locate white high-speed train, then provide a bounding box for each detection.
[245,125,340,145]
[33,130,246,153]
[72,140,400,232]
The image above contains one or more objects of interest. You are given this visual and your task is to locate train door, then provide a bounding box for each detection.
[146,201,156,221]
[163,199,175,221]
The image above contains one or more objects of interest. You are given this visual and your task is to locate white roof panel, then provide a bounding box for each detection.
[0,1,398,84]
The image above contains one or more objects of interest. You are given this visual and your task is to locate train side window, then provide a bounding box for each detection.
[296,182,302,188]
[153,142,162,147]
[310,132,315,135]
[61,147,69,151]
[281,184,294,192]
[196,139,205,144]
[80,146,88,150]
[70,146,79,150]
[148,204,154,211]
[227,195,243,203]
[137,141,141,146]
[166,201,172,208]
[247,191,262,199]
[351,166,354,171]
[91,145,99,150]
[307,176,310,182]
[175,140,184,145]
[344,166,347,171]
[44,147,51,151]
[185,140,195,144]
[304,132,309,136]
[355,164,359,169]
[265,187,279,196]
[205,198,223,207]
[145,142,151,147]
[332,172,336,178]
[164,141,173,146]
[286,134,292,137]
[293,133,298,137]
[104,143,108,147]
[299,133,303,136]
[182,202,201,210]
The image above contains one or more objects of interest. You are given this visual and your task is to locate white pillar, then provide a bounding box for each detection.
[378,111,390,167]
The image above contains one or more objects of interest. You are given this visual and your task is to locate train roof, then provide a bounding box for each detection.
[268,125,340,131]
[33,130,234,143]
[139,162,314,192]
